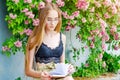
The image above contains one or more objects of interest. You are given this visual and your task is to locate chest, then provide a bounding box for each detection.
[43,35,60,49]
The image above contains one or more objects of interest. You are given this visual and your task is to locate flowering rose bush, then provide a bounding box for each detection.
[2,0,120,77]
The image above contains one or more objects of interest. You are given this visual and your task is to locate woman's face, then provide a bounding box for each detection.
[45,10,59,31]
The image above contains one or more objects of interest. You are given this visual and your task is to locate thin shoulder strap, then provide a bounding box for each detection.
[60,32,62,41]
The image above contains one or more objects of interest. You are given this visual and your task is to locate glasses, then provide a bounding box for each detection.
[47,17,59,22]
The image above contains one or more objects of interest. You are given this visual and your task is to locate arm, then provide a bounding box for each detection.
[25,45,41,78]
[60,34,66,63]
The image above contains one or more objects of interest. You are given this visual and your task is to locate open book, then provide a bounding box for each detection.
[49,63,70,78]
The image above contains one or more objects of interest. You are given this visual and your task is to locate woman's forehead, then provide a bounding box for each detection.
[47,10,58,18]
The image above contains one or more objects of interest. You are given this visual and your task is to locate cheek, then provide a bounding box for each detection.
[54,22,58,26]
[45,23,49,29]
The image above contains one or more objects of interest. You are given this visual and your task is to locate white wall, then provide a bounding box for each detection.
[64,27,90,66]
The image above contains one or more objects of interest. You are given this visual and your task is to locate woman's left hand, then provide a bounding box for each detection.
[68,64,75,74]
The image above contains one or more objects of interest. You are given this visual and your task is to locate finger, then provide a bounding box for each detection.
[43,72,51,78]
[41,72,48,77]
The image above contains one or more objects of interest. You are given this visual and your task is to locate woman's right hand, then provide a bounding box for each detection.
[40,71,51,80]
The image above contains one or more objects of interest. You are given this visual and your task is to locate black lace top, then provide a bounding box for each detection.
[35,33,63,63]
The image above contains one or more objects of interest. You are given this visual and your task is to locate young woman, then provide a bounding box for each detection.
[25,2,74,80]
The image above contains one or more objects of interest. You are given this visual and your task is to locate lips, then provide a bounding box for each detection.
[50,26,54,28]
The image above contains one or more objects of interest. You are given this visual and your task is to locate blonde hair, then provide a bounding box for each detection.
[25,2,62,71]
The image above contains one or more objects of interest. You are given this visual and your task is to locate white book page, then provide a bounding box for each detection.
[49,63,70,77]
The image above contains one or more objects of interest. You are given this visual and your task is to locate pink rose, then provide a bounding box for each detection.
[104,13,110,19]
[114,33,119,40]
[38,2,45,9]
[69,15,74,20]
[102,0,112,7]
[21,8,29,13]
[94,1,101,8]
[81,18,86,23]
[24,28,32,36]
[99,53,103,59]
[62,12,69,19]
[90,42,95,48]
[2,46,10,51]
[65,25,71,31]
[72,11,80,17]
[56,0,65,7]
[32,19,40,26]
[24,0,32,3]
[9,13,17,19]
[110,25,117,33]
[85,63,89,67]
[14,40,22,48]
[102,42,106,51]
[24,20,29,25]
[90,7,95,12]
[76,0,89,11]
[114,45,119,50]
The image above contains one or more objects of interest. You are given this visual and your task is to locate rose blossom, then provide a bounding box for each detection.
[56,0,65,7]
[21,8,29,13]
[9,13,17,19]
[102,0,112,7]
[99,18,107,28]
[114,45,119,50]
[24,28,32,36]
[102,42,106,51]
[24,20,29,25]
[62,12,69,19]
[105,34,109,41]
[32,19,40,26]
[90,7,95,12]
[104,12,110,19]
[38,2,45,9]
[109,4,117,15]
[24,0,32,3]
[69,15,74,20]
[110,25,117,33]
[81,17,86,23]
[14,40,22,48]
[2,46,10,51]
[72,11,80,17]
[99,53,103,59]
[65,25,71,31]
[76,0,89,11]
[94,1,101,8]
[90,41,95,48]
[85,63,89,67]
[114,33,119,40]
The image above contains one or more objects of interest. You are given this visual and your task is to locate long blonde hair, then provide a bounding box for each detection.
[25,2,62,71]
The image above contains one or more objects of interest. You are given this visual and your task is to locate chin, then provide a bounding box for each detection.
[49,28,55,31]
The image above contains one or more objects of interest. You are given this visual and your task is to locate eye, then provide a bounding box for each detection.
[47,17,59,21]
[55,18,59,21]
[47,18,52,21]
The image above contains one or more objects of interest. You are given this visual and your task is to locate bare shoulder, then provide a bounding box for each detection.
[61,33,66,43]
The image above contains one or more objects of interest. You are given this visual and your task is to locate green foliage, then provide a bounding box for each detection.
[103,52,120,73]
[73,52,120,77]
[15,77,21,80]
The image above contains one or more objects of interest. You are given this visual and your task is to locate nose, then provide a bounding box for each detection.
[51,21,54,25]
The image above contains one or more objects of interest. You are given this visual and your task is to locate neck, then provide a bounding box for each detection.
[45,30,56,37]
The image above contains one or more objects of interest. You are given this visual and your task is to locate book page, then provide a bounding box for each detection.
[49,63,70,77]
